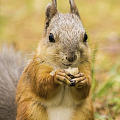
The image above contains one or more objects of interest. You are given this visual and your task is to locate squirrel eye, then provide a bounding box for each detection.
[49,33,55,43]
[83,33,88,43]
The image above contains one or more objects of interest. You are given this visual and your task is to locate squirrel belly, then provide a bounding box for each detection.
[47,106,74,120]
[47,85,74,120]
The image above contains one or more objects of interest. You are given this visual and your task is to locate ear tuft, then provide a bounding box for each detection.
[45,0,57,31]
[69,0,80,18]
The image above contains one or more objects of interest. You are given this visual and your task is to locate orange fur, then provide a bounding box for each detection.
[16,56,94,120]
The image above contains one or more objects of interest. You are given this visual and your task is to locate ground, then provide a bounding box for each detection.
[0,0,120,119]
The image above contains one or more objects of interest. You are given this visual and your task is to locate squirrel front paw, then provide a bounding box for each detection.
[72,73,89,88]
[54,70,71,85]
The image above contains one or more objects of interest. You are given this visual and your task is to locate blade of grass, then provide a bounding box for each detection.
[91,45,98,94]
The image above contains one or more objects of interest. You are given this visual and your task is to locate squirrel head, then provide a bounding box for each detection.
[37,0,90,69]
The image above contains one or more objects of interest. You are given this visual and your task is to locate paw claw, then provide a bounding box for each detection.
[70,72,88,88]
[54,70,71,85]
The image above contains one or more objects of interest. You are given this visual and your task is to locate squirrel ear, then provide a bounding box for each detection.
[69,0,80,18]
[45,0,57,30]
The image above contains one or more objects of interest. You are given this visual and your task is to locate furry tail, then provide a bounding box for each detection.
[0,46,25,120]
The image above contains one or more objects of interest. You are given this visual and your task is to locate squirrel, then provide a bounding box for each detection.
[16,0,94,120]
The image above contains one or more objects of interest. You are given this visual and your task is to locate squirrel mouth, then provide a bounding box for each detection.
[62,63,72,66]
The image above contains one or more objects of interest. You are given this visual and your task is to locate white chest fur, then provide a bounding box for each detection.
[47,86,75,120]
[47,106,74,120]
[47,67,79,120]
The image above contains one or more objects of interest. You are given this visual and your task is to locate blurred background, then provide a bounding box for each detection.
[0,0,120,119]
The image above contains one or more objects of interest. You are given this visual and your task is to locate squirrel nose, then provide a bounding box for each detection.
[66,54,77,62]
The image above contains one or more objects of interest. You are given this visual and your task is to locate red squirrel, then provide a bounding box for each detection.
[16,0,94,120]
